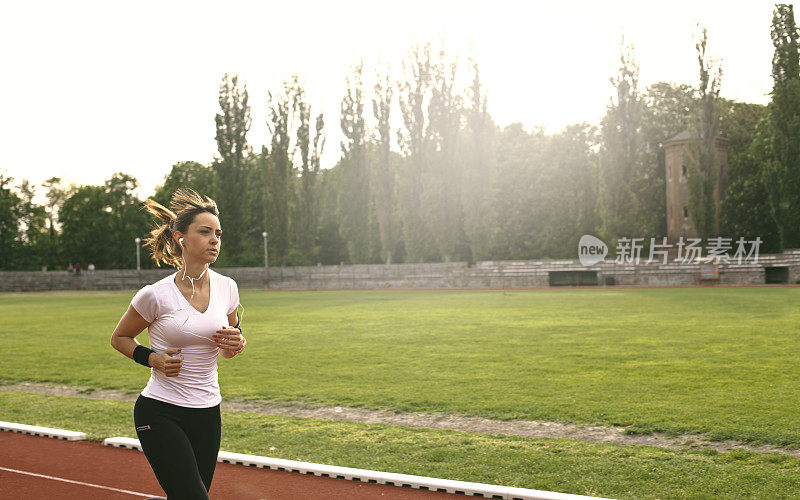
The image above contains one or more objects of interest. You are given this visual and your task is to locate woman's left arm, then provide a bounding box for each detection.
[216,309,244,359]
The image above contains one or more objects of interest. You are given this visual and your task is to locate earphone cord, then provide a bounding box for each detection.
[171,239,243,343]
[172,304,245,344]
[174,243,212,341]
[181,262,208,301]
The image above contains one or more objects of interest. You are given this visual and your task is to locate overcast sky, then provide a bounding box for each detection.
[0,0,778,203]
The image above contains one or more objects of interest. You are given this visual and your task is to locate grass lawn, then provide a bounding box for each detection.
[2,287,799,445]
[4,286,800,498]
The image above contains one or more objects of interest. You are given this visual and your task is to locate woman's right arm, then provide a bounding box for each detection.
[110,305,183,376]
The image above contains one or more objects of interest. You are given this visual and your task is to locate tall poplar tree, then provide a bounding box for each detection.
[426,46,466,262]
[214,73,251,264]
[339,62,371,263]
[265,80,294,266]
[686,26,723,242]
[599,38,648,243]
[372,64,398,264]
[763,4,800,249]
[398,43,434,262]
[461,57,495,262]
[291,77,325,264]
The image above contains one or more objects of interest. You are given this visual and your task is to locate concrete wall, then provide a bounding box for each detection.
[3,250,800,292]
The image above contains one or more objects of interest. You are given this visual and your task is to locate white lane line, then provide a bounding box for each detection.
[0,466,159,498]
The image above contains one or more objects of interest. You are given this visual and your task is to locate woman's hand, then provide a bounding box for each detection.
[149,348,183,377]
[213,326,244,353]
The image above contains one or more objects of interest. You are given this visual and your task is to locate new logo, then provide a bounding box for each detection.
[578,235,608,266]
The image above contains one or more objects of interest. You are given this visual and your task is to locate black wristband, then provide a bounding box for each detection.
[133,345,156,367]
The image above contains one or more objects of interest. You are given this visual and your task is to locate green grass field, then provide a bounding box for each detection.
[2,286,800,498]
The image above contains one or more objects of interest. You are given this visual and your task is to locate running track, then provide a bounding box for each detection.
[0,432,456,499]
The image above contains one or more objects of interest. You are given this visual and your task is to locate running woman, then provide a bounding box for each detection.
[110,188,246,499]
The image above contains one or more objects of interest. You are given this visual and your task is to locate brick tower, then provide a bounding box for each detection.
[663,130,730,244]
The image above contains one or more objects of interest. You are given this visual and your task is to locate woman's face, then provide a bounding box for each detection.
[176,212,221,264]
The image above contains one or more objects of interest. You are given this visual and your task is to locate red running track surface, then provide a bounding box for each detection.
[0,431,458,499]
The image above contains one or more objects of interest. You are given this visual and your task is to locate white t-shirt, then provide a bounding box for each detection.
[130,268,239,408]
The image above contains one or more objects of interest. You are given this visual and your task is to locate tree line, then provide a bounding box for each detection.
[1,6,798,271]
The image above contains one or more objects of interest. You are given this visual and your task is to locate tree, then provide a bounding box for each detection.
[214,73,252,265]
[544,124,602,257]
[762,4,800,249]
[41,176,70,268]
[489,123,549,259]
[0,171,22,270]
[339,61,372,263]
[461,56,497,262]
[107,173,150,268]
[397,43,436,262]
[720,101,780,252]
[14,179,48,269]
[289,78,325,264]
[425,44,467,262]
[599,38,649,245]
[309,112,326,258]
[152,161,216,208]
[685,25,723,242]
[371,63,398,264]
[58,174,149,270]
[316,167,348,264]
[264,79,295,266]
[486,122,599,260]
[59,185,113,269]
[458,57,498,262]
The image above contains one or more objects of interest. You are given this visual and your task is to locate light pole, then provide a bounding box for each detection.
[262,231,268,269]
[135,237,141,271]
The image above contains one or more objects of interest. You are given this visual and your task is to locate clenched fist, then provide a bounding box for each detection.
[149,348,183,377]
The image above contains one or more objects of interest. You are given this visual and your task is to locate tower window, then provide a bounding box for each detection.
[683,206,689,219]
[682,164,687,177]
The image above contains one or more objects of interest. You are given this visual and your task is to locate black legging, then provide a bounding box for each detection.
[134,394,221,499]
